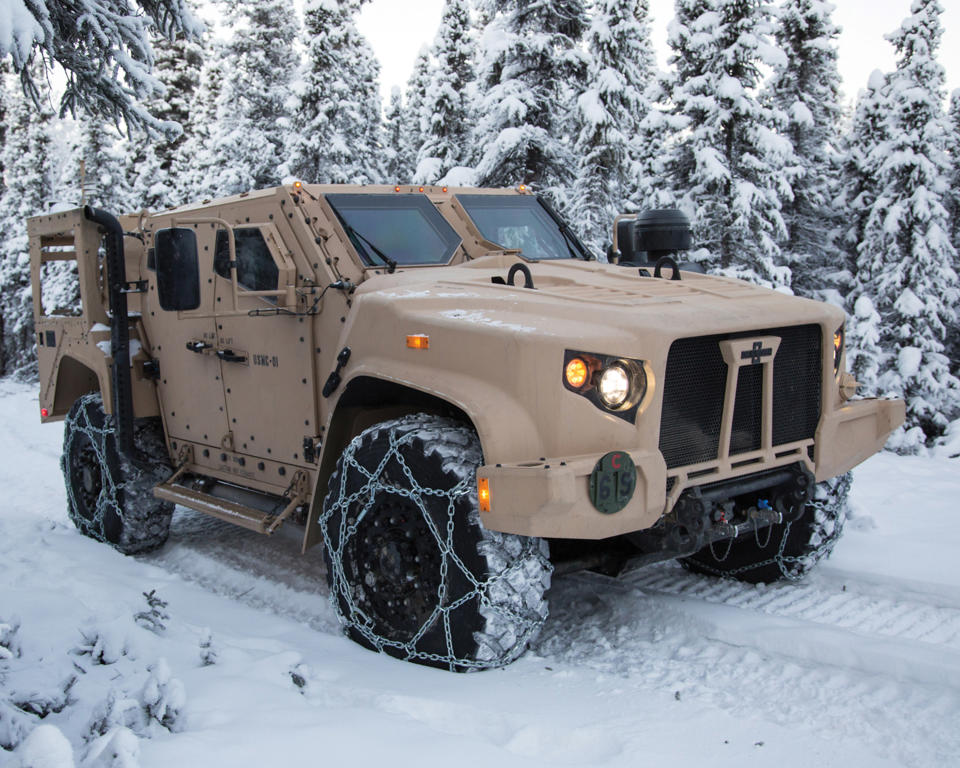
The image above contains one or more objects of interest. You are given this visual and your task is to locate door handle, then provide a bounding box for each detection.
[186,340,212,353]
[216,349,247,364]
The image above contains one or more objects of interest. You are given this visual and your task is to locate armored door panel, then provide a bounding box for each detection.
[148,225,230,449]
[213,224,317,467]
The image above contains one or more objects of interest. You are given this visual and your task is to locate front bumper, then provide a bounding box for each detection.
[477,396,905,540]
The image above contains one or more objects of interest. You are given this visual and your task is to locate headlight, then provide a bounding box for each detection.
[562,351,648,422]
[833,325,844,376]
[598,363,631,408]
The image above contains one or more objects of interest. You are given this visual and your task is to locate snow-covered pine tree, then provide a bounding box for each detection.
[284,0,383,185]
[125,32,204,211]
[571,0,656,252]
[208,0,298,195]
[2,0,203,136]
[352,29,385,186]
[0,61,7,190]
[473,0,589,200]
[0,74,54,376]
[58,119,131,213]
[839,72,891,397]
[837,70,889,283]
[663,0,793,287]
[858,0,959,449]
[630,76,676,215]
[767,0,843,298]
[414,0,475,184]
[383,87,406,182]
[947,89,960,374]
[176,48,223,201]
[400,47,433,184]
[845,294,885,397]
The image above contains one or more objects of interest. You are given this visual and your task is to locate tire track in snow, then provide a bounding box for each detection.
[623,562,960,650]
[139,508,339,634]
[537,569,960,768]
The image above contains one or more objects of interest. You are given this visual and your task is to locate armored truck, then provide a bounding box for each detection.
[28,184,904,670]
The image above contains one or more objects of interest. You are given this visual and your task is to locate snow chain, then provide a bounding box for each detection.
[62,396,123,544]
[320,424,549,671]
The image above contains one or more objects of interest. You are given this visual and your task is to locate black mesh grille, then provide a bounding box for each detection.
[772,324,822,445]
[659,325,822,470]
[659,337,727,468]
[730,364,763,455]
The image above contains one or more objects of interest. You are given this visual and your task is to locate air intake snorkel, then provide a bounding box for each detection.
[609,208,702,279]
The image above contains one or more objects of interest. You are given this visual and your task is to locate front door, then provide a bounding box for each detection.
[212,223,318,478]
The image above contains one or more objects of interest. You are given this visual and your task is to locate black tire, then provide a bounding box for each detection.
[61,393,174,555]
[681,472,851,584]
[320,414,551,671]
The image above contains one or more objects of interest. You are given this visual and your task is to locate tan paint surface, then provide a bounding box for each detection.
[29,184,905,544]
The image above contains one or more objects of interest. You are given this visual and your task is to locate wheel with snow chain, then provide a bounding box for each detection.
[62,393,174,555]
[680,472,851,584]
[320,414,551,671]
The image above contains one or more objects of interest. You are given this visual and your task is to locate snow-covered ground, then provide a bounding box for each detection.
[1,378,958,767]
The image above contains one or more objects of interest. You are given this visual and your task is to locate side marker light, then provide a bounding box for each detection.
[406,334,429,350]
[41,407,49,418]
[478,478,491,513]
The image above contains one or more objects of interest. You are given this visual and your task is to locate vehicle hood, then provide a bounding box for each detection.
[354,256,843,349]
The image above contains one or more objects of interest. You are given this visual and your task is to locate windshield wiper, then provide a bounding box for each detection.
[333,213,397,273]
[537,196,593,261]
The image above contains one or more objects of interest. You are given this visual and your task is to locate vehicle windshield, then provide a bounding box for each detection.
[326,193,462,267]
[456,194,589,260]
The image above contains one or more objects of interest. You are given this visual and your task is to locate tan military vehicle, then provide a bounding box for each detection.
[28,184,904,670]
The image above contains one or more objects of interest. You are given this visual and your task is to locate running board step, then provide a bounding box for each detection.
[152,463,309,535]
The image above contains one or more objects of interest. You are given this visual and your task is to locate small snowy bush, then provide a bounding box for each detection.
[139,660,185,733]
[133,592,168,636]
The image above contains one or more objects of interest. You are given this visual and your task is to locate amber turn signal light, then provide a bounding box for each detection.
[565,357,589,389]
[406,334,429,350]
[478,477,491,513]
[833,325,844,376]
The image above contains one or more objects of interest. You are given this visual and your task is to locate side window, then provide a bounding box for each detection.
[214,228,279,292]
[155,228,200,311]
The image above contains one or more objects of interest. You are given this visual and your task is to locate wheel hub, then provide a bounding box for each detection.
[348,495,442,639]
[70,436,102,519]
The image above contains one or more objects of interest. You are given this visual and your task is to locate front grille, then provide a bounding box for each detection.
[659,337,727,468]
[771,325,822,445]
[659,325,822,470]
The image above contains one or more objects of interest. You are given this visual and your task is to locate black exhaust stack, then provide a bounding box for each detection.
[83,206,138,462]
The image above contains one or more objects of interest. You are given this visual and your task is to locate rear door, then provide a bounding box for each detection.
[150,224,230,451]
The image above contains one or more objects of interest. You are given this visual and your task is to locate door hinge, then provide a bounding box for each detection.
[303,435,322,464]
